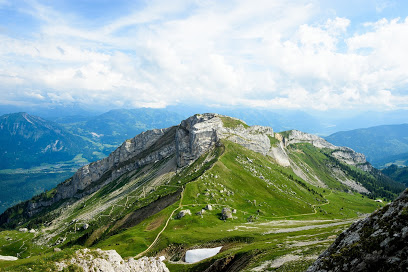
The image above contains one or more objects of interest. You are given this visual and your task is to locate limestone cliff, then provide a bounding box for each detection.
[308,189,408,272]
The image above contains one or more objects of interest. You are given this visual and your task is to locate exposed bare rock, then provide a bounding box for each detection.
[308,189,408,272]
[56,249,169,272]
[283,130,368,167]
[283,130,337,149]
[176,114,275,167]
[176,209,192,219]
[205,204,213,211]
[221,207,233,220]
[268,142,290,167]
[176,113,222,167]
[331,148,366,166]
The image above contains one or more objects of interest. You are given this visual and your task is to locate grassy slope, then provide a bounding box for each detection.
[96,141,381,271]
[0,140,384,271]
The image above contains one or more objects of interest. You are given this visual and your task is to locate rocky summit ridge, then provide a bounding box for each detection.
[2,113,371,222]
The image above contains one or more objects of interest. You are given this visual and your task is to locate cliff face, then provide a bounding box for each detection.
[308,189,408,272]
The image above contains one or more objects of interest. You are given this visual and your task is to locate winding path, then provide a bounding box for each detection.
[135,186,185,258]
[271,189,333,219]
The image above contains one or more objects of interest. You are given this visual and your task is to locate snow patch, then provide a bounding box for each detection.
[0,255,18,261]
[185,246,222,263]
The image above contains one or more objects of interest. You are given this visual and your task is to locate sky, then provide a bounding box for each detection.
[1,0,408,112]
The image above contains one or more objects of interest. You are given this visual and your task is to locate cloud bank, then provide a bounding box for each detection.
[0,0,407,111]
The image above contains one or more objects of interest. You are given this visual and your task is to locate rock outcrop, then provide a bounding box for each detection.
[307,189,408,272]
[221,207,233,220]
[56,248,169,272]
[283,130,368,167]
[176,209,192,219]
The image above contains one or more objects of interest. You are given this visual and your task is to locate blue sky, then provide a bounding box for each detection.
[1,0,408,111]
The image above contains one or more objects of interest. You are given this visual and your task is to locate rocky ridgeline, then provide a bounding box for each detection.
[56,248,169,272]
[308,189,408,272]
[284,130,367,167]
[19,113,368,218]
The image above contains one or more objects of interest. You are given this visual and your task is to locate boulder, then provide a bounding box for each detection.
[205,204,213,211]
[176,210,191,219]
[196,209,206,216]
[221,208,233,220]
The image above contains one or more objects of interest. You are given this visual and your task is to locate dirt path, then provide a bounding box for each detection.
[271,190,333,219]
[133,162,341,257]
[135,188,336,257]
[134,186,232,258]
[263,217,358,234]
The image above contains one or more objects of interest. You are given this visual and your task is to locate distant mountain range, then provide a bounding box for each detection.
[58,108,185,147]
[0,112,96,169]
[325,124,408,168]
[2,104,408,136]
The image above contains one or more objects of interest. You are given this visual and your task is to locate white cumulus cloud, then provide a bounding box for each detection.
[0,0,407,111]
